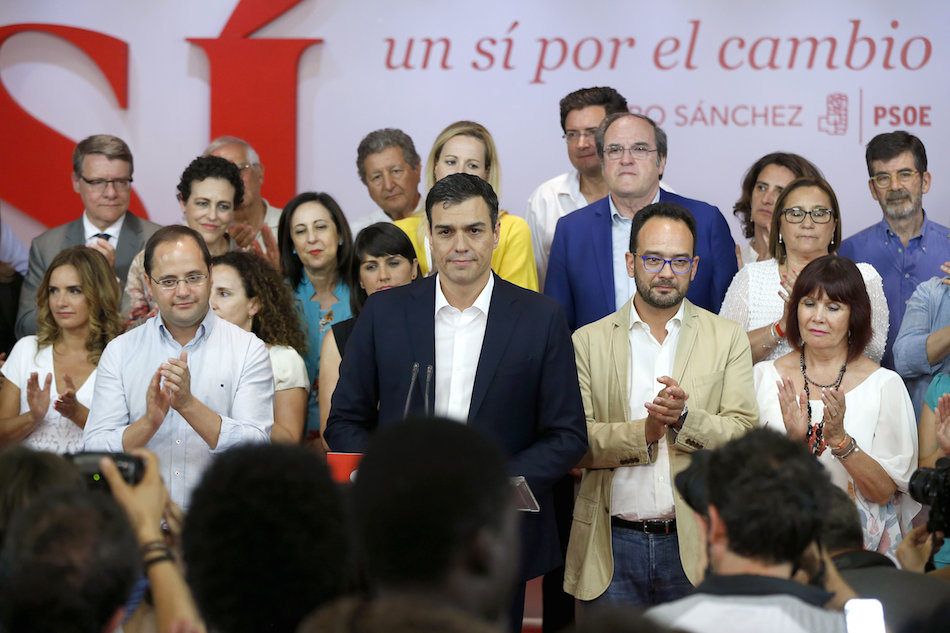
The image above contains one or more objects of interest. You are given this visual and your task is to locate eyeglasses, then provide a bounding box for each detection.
[234,162,256,172]
[782,207,835,224]
[870,169,920,189]
[604,144,658,161]
[79,176,133,192]
[562,129,597,144]
[149,274,209,291]
[635,254,694,274]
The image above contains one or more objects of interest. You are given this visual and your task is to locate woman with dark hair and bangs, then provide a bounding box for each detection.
[753,254,918,560]
[317,223,418,446]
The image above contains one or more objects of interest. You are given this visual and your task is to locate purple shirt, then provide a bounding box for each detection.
[838,212,950,369]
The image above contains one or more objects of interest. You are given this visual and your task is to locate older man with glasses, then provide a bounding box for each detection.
[838,131,950,375]
[544,112,736,331]
[15,134,160,337]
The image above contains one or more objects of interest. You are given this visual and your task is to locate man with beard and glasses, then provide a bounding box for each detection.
[565,202,757,608]
[838,132,950,373]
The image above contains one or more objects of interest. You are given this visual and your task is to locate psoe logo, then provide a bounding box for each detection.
[818,93,848,135]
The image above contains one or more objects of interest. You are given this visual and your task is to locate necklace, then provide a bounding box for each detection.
[800,344,847,457]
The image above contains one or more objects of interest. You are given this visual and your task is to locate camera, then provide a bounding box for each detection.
[66,452,145,492]
[909,456,950,534]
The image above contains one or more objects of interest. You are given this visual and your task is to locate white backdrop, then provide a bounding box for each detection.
[2,0,946,249]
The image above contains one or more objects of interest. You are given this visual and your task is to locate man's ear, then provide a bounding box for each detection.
[707,504,728,548]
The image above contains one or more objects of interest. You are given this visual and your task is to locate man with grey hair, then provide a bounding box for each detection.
[351,128,422,233]
[204,136,281,266]
[15,134,160,337]
[544,112,736,329]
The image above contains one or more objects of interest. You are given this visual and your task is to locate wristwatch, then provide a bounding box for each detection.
[675,404,688,429]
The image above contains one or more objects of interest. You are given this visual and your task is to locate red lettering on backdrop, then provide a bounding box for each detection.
[0,24,146,227]
[189,0,322,207]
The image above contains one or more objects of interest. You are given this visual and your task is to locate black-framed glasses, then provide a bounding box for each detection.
[563,129,597,144]
[604,144,658,161]
[635,254,694,274]
[79,176,133,192]
[870,169,920,189]
[782,207,835,224]
[149,274,209,291]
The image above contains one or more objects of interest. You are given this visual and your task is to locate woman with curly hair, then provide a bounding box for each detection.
[210,251,309,443]
[125,155,244,327]
[0,246,122,453]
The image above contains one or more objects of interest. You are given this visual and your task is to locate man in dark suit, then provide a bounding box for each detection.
[544,113,736,330]
[326,173,587,631]
[15,134,160,337]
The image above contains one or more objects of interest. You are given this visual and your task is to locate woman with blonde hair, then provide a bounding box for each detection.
[395,120,538,291]
[0,246,122,452]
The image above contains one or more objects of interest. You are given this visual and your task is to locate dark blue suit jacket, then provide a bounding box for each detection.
[544,190,737,330]
[325,273,587,580]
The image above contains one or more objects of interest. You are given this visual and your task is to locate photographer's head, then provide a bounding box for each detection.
[682,429,831,574]
[0,488,139,633]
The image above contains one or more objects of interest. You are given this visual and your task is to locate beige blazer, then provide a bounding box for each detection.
[564,298,758,600]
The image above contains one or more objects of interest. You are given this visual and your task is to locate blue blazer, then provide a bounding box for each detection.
[325,273,588,580]
[544,190,737,330]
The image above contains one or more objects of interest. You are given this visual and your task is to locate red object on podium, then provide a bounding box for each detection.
[326,452,363,484]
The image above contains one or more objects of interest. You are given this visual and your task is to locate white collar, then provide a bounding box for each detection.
[629,297,685,330]
[434,272,495,315]
[82,211,125,242]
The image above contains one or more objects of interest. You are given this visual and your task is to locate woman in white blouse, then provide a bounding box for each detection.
[753,255,918,560]
[210,250,309,444]
[720,175,888,364]
[0,246,121,453]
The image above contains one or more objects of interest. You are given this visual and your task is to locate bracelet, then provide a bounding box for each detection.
[140,540,168,554]
[833,436,859,460]
[143,552,175,571]
[774,321,785,338]
[763,324,778,349]
[831,434,851,452]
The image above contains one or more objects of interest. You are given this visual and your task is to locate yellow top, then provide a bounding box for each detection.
[394,211,539,292]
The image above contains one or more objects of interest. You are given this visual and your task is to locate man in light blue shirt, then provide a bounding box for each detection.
[893,276,950,420]
[838,131,950,370]
[84,225,273,507]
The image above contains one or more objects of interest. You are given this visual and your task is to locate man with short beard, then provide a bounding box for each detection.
[565,202,757,608]
[838,131,950,371]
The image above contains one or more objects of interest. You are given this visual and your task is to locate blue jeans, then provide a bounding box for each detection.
[588,526,693,607]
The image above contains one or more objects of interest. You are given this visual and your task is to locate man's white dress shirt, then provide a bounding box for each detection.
[83,310,273,507]
[433,273,494,422]
[610,301,684,520]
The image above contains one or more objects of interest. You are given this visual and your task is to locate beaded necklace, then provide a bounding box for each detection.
[799,344,847,457]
